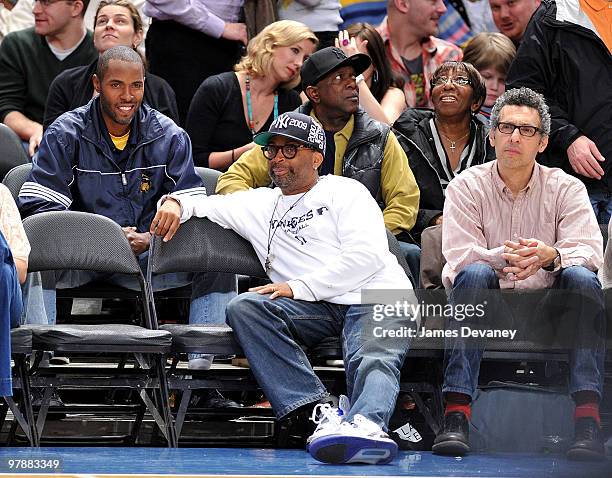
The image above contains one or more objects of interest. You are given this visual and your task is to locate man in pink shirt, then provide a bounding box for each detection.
[433,87,606,460]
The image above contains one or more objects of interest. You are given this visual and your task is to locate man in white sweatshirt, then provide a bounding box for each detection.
[152,111,414,465]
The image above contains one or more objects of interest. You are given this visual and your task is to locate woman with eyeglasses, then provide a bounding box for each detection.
[43,0,177,130]
[393,61,495,245]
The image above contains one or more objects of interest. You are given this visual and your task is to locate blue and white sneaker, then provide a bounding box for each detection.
[308,412,398,465]
[306,395,350,451]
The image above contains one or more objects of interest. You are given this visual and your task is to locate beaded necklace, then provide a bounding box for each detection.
[246,74,278,136]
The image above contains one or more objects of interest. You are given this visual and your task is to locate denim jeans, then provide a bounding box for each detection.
[22,251,236,328]
[226,292,411,429]
[589,192,612,225]
[398,241,421,287]
[443,263,606,399]
[0,232,22,396]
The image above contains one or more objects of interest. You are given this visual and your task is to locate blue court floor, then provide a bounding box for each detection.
[0,447,610,477]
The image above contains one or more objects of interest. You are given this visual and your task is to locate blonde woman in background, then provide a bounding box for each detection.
[186,20,318,170]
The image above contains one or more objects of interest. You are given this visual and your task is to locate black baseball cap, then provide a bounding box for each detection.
[300,46,371,91]
[254,112,326,155]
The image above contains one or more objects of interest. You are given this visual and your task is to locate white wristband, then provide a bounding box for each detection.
[355,74,365,85]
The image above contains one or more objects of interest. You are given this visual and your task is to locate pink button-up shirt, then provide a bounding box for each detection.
[441,161,603,289]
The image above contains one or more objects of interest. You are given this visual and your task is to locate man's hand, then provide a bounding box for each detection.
[501,237,557,281]
[567,135,605,180]
[150,197,181,242]
[28,125,43,156]
[222,22,247,45]
[249,282,294,300]
[122,227,151,255]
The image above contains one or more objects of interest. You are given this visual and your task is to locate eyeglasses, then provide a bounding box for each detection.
[262,144,313,160]
[496,122,542,137]
[431,75,471,87]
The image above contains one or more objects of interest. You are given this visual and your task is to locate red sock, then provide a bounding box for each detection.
[574,403,600,426]
[446,403,472,421]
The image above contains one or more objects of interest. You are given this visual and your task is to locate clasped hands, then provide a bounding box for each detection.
[501,237,558,281]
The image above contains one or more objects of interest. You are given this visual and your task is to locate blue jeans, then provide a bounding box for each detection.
[0,232,22,397]
[443,264,606,399]
[398,241,421,287]
[22,251,236,328]
[589,192,612,225]
[226,293,411,429]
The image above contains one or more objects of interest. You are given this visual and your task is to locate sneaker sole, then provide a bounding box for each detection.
[309,435,397,465]
[432,439,470,456]
[566,447,605,461]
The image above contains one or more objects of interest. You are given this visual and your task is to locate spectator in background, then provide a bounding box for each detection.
[489,0,540,45]
[0,0,96,155]
[0,1,148,46]
[506,0,612,224]
[393,61,492,279]
[0,183,29,399]
[447,0,497,35]
[44,0,177,130]
[186,20,317,170]
[18,47,237,376]
[378,0,462,109]
[144,0,247,125]
[336,23,406,125]
[277,0,342,49]
[462,32,515,126]
[217,46,420,281]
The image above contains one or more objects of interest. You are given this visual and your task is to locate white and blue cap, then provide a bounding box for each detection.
[254,112,326,155]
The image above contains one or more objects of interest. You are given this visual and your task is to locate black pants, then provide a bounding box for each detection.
[146,20,243,125]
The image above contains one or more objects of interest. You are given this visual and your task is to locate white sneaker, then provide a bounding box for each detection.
[308,412,398,465]
[306,395,350,448]
[188,355,213,370]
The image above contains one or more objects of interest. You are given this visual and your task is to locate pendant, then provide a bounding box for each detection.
[449,141,456,152]
[264,254,274,274]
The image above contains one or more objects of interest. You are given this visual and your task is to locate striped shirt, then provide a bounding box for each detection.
[441,161,603,289]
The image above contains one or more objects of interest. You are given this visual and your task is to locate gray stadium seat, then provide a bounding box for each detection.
[0,124,29,181]
[2,163,31,200]
[22,211,176,446]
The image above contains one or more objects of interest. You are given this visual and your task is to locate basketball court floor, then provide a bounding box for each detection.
[0,447,610,477]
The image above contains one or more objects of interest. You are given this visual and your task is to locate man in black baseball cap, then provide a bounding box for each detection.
[254,111,326,193]
[300,46,371,91]
[153,109,414,466]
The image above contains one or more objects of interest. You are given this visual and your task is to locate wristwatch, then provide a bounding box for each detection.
[542,249,561,272]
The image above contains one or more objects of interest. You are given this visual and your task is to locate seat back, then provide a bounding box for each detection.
[2,163,32,201]
[23,211,154,328]
[149,217,266,278]
[0,124,29,181]
[195,167,221,196]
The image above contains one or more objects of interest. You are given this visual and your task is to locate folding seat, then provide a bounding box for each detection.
[22,210,176,446]
[0,124,29,182]
[0,328,38,446]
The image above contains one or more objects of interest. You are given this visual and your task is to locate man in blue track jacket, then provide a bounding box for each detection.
[18,46,236,372]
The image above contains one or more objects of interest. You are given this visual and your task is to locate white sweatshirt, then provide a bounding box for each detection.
[171,175,412,304]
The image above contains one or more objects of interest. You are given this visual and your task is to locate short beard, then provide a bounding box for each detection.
[100,95,133,126]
